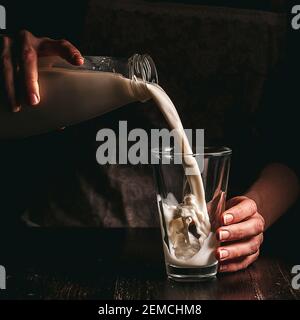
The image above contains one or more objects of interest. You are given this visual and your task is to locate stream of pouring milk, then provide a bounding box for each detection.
[131,80,217,267]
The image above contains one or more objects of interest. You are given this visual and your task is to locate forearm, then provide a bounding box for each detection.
[244,163,299,229]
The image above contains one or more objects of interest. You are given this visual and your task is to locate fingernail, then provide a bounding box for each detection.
[218,249,229,260]
[223,214,234,225]
[30,93,39,106]
[218,230,230,241]
[74,54,84,64]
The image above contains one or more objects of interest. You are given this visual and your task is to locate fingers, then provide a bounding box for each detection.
[218,250,260,273]
[217,212,265,242]
[18,31,83,107]
[38,38,84,65]
[216,234,263,262]
[222,196,257,226]
[0,36,20,112]
[20,45,40,106]
[17,30,40,106]
[216,195,265,273]
[1,30,83,111]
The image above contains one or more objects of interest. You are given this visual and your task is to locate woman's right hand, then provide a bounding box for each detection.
[0,29,84,112]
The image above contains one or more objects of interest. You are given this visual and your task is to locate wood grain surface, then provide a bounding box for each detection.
[0,228,299,300]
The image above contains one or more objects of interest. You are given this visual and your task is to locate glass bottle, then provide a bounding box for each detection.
[0,54,158,139]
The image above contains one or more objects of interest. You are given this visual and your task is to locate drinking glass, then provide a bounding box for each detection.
[152,147,232,281]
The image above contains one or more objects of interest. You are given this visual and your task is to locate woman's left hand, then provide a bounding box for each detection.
[215,196,265,273]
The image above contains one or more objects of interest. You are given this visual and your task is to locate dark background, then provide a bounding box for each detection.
[0,1,299,263]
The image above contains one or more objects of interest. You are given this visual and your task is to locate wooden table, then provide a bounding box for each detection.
[0,228,299,300]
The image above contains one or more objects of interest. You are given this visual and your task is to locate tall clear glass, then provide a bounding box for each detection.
[152,147,232,281]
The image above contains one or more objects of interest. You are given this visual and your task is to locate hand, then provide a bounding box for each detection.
[0,30,84,112]
[215,196,265,273]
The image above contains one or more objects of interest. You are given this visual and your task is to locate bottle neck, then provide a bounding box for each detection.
[47,54,159,84]
[82,54,158,84]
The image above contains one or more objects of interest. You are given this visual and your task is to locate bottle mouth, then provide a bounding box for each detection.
[128,54,159,84]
